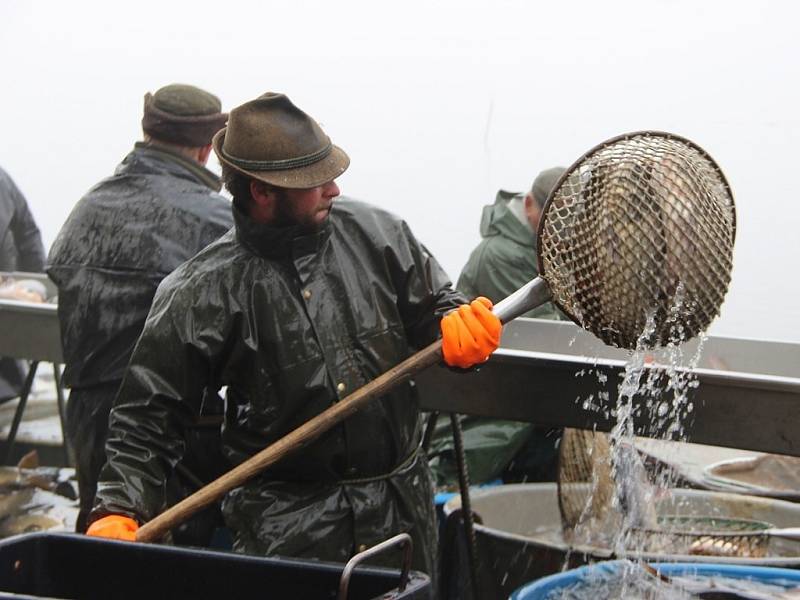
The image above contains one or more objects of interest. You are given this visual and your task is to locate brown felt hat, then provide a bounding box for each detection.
[213,92,349,189]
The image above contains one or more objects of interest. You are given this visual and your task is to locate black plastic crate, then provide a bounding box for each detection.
[0,533,431,599]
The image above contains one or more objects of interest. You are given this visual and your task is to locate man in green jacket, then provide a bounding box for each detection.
[458,168,564,318]
[428,168,566,487]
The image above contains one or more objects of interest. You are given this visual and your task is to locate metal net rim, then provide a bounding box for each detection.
[536,129,737,346]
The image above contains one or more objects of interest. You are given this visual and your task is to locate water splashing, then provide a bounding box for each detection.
[558,282,714,596]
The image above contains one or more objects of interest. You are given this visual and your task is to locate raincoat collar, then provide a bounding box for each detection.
[233,202,331,259]
[121,142,223,192]
[480,189,537,247]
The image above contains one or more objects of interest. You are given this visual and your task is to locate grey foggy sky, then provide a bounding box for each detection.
[1,0,798,341]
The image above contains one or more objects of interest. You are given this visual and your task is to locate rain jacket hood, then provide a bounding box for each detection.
[457,189,561,321]
[428,189,562,490]
[94,197,465,577]
[479,189,536,247]
[47,143,233,389]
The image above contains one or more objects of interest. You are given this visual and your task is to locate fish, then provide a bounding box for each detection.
[0,469,20,488]
[18,468,61,493]
[0,488,34,519]
[0,514,61,537]
[16,450,39,470]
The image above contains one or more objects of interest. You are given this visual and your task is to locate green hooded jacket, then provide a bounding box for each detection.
[428,190,562,488]
[457,189,561,319]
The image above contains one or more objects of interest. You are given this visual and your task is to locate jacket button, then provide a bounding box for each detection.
[337,382,346,393]
[357,544,368,553]
[303,289,312,300]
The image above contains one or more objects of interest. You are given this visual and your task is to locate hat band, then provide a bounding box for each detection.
[223,142,332,171]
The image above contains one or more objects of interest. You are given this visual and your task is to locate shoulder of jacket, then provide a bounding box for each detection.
[194,192,234,220]
[332,198,410,240]
[153,234,240,306]
[458,238,494,284]
[169,229,238,273]
[0,168,12,189]
[334,197,400,221]
[480,234,538,270]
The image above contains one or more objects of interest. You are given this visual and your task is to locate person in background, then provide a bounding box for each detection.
[0,167,46,403]
[428,167,566,488]
[85,92,502,587]
[46,84,233,536]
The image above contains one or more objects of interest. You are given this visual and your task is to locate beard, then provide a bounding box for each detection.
[272,190,324,234]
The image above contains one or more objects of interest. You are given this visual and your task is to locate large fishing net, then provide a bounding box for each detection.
[547,132,776,558]
[539,131,736,350]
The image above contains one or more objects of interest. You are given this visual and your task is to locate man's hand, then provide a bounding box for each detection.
[86,515,139,541]
[440,297,502,369]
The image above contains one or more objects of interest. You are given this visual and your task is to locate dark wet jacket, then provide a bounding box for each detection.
[457,189,561,320]
[0,166,45,401]
[0,166,45,272]
[46,143,233,390]
[93,199,465,576]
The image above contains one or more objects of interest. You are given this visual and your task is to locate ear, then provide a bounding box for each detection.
[249,180,278,223]
[197,144,213,165]
[250,180,274,206]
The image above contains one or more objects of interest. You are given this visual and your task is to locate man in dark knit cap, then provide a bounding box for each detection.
[47,84,233,536]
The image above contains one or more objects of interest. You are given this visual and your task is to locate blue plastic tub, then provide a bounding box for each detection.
[511,560,800,599]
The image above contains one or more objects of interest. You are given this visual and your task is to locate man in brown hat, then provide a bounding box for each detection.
[86,92,503,584]
[47,83,233,536]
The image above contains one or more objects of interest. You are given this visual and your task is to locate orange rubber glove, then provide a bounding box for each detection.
[86,515,139,541]
[440,296,502,369]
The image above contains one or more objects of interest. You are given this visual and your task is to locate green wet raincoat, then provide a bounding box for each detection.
[93,198,465,579]
[457,189,560,319]
[428,190,561,487]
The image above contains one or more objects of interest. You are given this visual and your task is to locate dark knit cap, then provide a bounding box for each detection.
[142,84,227,147]
[531,166,567,207]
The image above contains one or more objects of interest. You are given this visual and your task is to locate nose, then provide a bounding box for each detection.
[323,180,340,199]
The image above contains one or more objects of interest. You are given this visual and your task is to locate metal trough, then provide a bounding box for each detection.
[0,272,65,463]
[2,282,799,457]
[417,318,800,457]
[0,272,61,363]
[444,483,800,600]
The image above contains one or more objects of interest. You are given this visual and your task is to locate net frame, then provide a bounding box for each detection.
[537,131,736,350]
